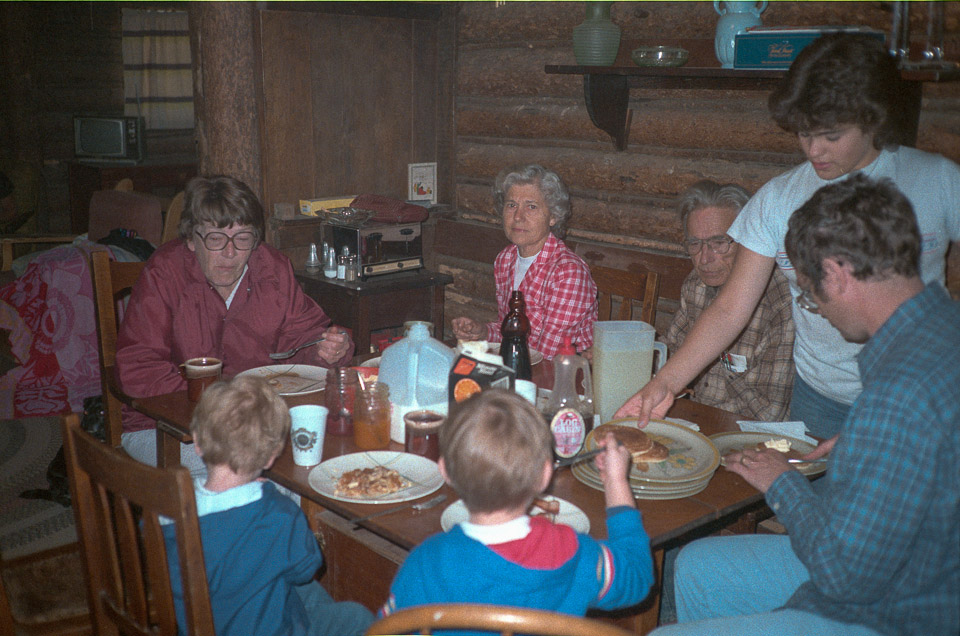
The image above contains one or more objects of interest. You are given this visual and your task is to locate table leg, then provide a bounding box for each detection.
[156,423,181,468]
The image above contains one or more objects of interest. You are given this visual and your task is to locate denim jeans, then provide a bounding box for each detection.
[649,535,880,636]
[789,374,852,439]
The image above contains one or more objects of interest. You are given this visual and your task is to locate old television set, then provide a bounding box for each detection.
[73,116,144,163]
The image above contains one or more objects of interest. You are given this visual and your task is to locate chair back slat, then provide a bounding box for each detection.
[63,414,215,636]
[590,265,662,326]
[366,603,636,636]
[90,250,146,448]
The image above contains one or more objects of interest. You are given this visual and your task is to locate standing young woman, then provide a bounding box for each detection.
[617,34,960,438]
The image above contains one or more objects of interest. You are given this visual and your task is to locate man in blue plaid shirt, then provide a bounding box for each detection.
[652,174,959,636]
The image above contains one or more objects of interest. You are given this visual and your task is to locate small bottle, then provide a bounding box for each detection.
[323,244,338,278]
[500,290,532,381]
[345,252,358,281]
[305,243,321,271]
[337,246,350,280]
[543,336,594,459]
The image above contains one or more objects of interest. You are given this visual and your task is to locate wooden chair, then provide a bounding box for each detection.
[2,189,163,272]
[160,191,185,245]
[61,413,215,636]
[90,250,145,449]
[366,604,635,636]
[590,265,661,326]
[0,543,91,636]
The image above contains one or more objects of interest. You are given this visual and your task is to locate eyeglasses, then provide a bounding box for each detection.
[194,230,257,251]
[795,289,820,314]
[683,235,735,256]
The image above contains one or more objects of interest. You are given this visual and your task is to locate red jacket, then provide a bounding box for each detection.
[116,240,351,433]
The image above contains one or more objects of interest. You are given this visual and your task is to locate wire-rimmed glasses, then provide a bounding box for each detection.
[194,230,257,251]
[683,235,735,256]
[795,289,820,314]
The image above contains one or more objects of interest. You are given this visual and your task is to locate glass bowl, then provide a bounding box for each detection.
[631,46,689,68]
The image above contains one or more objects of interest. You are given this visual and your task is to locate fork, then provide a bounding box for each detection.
[351,493,447,527]
[269,337,326,360]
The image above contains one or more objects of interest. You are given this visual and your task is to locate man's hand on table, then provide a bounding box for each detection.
[613,376,674,427]
[317,326,352,365]
[724,447,791,493]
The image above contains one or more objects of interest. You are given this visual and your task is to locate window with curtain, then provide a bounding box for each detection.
[122,9,194,130]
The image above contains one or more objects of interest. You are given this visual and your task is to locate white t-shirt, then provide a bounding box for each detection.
[514,253,538,289]
[728,146,960,405]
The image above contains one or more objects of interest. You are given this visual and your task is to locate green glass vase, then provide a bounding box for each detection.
[573,2,621,66]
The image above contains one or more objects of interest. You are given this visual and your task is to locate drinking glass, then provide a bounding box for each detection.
[353,382,391,450]
[325,367,359,436]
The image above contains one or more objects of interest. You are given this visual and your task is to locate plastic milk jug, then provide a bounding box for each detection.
[378,322,456,443]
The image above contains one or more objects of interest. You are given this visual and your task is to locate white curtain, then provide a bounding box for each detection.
[122,9,194,130]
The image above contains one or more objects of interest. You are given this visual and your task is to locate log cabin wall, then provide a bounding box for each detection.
[441,1,960,337]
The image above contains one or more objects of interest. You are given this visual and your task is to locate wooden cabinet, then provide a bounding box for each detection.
[67,159,196,233]
[296,269,453,354]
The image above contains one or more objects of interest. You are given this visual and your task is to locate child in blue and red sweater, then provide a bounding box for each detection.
[380,389,654,617]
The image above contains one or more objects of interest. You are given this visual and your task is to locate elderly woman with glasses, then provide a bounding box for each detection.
[115,175,353,475]
[663,180,795,422]
[451,164,597,359]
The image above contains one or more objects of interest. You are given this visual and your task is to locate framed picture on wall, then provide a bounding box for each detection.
[408,162,437,204]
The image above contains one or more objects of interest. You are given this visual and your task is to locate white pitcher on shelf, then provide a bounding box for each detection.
[714,1,768,68]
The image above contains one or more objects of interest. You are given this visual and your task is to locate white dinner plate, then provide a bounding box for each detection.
[308,451,444,504]
[710,432,825,476]
[583,419,720,485]
[440,496,590,534]
[487,342,545,366]
[571,461,712,500]
[237,364,327,396]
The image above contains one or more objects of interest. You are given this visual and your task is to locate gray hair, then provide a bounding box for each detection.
[677,180,751,231]
[493,165,571,238]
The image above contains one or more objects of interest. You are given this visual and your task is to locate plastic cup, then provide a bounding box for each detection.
[184,357,222,402]
[514,379,538,405]
[403,410,444,462]
[289,405,328,466]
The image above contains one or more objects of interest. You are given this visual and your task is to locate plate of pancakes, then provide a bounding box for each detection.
[571,419,720,500]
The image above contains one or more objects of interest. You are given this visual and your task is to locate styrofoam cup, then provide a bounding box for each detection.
[290,405,328,466]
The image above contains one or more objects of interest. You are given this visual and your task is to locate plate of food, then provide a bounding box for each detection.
[582,419,720,485]
[308,451,444,504]
[237,364,326,396]
[709,432,825,476]
[440,496,590,534]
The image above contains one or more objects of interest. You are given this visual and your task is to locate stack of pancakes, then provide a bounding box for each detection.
[593,423,669,471]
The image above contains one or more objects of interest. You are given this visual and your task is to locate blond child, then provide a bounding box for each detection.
[380,389,654,616]
[162,375,372,636]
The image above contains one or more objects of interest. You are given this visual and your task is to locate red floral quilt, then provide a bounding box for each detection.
[0,241,112,418]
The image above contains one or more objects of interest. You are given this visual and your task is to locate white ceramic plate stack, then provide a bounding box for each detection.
[571,419,720,500]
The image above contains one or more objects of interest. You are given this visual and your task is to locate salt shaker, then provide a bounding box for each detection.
[305,243,321,271]
[345,252,359,281]
[337,246,350,280]
[323,245,337,278]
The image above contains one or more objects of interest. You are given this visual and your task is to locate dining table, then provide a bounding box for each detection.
[132,359,786,635]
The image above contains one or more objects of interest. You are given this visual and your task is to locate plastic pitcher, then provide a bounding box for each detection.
[592,321,667,425]
[378,322,456,443]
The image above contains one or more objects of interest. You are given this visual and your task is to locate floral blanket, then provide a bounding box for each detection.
[0,241,114,418]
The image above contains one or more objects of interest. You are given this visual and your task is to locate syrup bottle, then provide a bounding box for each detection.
[500,290,532,381]
[543,336,594,459]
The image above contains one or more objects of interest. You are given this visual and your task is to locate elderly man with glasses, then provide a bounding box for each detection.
[116,175,353,476]
[663,180,795,421]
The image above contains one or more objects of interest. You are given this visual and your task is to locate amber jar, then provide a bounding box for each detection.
[353,382,391,450]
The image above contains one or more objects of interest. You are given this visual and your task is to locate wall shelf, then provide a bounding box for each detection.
[545,63,960,151]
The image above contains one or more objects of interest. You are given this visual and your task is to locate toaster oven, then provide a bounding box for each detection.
[318,210,423,278]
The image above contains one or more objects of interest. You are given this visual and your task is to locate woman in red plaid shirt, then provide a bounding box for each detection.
[452,165,598,359]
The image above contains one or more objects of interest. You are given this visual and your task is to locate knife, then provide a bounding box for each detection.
[351,493,447,528]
